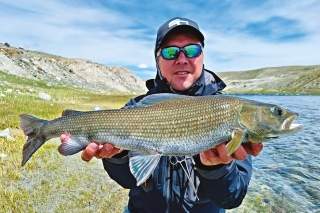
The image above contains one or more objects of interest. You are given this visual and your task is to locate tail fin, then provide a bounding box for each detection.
[20,114,48,166]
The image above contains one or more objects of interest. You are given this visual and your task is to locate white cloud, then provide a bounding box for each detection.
[200,0,320,72]
[138,63,148,68]
[0,0,319,79]
[0,0,155,68]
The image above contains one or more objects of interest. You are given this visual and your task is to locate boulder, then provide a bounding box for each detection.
[38,92,51,101]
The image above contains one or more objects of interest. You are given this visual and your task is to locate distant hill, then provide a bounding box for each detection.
[0,43,147,94]
[217,65,320,94]
[1,43,319,95]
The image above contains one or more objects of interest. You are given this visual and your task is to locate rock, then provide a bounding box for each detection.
[4,42,10,47]
[0,44,156,94]
[0,128,14,141]
[38,92,51,101]
[5,89,13,93]
[0,153,8,159]
[0,93,5,97]
[94,105,101,110]
[21,58,30,63]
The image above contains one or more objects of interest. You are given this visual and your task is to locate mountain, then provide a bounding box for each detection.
[0,43,147,94]
[1,43,319,95]
[217,65,320,94]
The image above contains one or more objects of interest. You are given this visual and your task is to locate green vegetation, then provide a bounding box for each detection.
[0,68,318,212]
[0,70,134,129]
[0,70,132,212]
[218,65,320,95]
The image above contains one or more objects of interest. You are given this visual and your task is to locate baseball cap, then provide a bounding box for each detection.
[155,17,205,54]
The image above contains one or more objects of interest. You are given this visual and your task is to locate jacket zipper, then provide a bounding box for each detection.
[165,157,171,213]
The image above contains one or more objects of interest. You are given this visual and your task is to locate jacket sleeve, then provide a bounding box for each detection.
[195,156,252,209]
[102,155,138,189]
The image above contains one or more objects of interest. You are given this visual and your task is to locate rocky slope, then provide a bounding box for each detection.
[1,43,319,95]
[0,43,147,94]
[217,65,320,94]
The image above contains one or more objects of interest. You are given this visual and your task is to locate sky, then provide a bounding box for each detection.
[0,0,319,80]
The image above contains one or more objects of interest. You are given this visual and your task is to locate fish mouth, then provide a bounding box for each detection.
[264,115,302,139]
[281,115,302,132]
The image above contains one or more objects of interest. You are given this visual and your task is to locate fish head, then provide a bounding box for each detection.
[238,101,302,142]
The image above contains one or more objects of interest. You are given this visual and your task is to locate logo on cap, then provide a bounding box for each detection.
[168,19,189,28]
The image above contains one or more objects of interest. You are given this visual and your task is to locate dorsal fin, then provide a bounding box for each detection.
[124,93,194,109]
[62,109,83,116]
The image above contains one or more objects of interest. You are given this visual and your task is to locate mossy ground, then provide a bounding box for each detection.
[0,70,132,212]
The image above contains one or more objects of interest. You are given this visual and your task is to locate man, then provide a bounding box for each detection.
[61,17,263,213]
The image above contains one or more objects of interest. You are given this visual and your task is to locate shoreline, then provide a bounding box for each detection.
[225,92,320,96]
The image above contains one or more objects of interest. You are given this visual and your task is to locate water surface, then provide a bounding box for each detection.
[228,95,320,213]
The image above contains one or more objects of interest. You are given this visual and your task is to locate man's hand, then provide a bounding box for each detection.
[60,133,122,162]
[200,142,263,166]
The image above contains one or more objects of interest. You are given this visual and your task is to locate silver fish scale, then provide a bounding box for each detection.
[43,96,242,156]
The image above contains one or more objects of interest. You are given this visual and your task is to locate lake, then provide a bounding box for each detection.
[228,95,320,213]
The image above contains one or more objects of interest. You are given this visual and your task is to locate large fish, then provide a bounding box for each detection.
[20,94,301,185]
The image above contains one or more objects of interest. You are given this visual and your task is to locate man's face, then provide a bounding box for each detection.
[157,33,204,91]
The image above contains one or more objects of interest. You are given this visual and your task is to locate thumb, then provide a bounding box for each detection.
[81,142,99,162]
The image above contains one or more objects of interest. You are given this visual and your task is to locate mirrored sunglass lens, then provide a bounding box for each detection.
[184,45,201,58]
[161,47,179,59]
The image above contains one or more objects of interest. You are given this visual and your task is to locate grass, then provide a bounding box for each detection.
[0,70,133,129]
[0,70,133,212]
[1,69,317,212]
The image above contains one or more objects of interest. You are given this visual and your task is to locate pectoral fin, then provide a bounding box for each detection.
[226,129,246,156]
[129,151,161,186]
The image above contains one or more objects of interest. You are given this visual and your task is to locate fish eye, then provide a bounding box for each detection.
[272,107,286,116]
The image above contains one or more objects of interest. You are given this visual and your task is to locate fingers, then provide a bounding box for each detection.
[242,143,263,156]
[200,143,232,166]
[95,143,121,159]
[60,133,70,143]
[215,143,231,162]
[200,142,254,166]
[81,142,121,162]
[81,142,99,162]
[200,149,219,165]
[231,145,247,161]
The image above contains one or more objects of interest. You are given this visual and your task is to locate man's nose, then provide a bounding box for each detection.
[175,50,188,64]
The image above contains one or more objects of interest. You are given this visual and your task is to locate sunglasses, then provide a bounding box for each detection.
[157,44,202,60]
